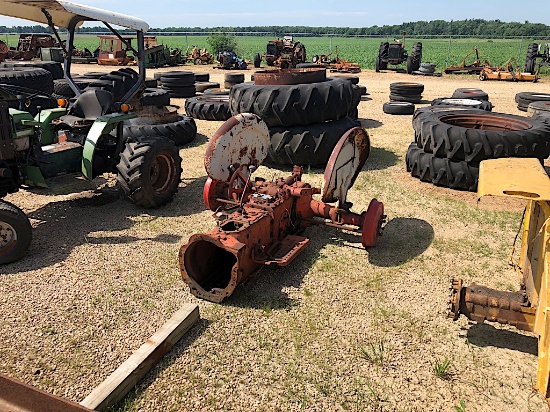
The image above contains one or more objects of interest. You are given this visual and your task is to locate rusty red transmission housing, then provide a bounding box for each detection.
[179,113,385,302]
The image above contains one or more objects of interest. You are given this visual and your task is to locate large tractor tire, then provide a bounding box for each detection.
[185,95,231,121]
[0,67,53,94]
[378,42,389,70]
[412,107,550,162]
[525,43,538,74]
[123,115,197,147]
[406,142,479,192]
[266,117,361,167]
[0,200,32,265]
[406,42,422,74]
[117,137,182,208]
[254,53,261,68]
[229,78,356,127]
[515,92,550,111]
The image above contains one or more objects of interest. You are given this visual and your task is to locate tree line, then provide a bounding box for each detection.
[1,19,549,38]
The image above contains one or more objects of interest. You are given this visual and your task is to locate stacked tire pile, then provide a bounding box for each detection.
[224,73,245,89]
[405,106,550,191]
[0,66,56,115]
[81,68,140,101]
[158,71,196,98]
[515,92,550,112]
[194,72,220,93]
[383,82,424,115]
[229,70,361,167]
[528,101,550,123]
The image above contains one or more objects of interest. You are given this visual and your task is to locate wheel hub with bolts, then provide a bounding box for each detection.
[0,221,16,250]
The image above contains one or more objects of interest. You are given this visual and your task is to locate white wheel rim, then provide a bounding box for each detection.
[0,221,16,249]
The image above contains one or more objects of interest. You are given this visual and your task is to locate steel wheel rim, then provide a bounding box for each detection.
[0,220,17,252]
[150,152,176,195]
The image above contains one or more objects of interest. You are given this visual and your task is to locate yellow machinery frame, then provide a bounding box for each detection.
[450,157,550,398]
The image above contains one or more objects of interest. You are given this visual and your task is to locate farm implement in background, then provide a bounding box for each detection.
[448,158,550,400]
[179,113,385,302]
[479,56,539,82]
[254,36,306,69]
[311,47,361,73]
[444,47,494,74]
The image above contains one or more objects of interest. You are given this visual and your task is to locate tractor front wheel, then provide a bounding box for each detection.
[117,137,182,208]
[0,200,32,265]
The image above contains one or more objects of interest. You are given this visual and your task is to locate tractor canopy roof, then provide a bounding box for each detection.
[0,0,149,31]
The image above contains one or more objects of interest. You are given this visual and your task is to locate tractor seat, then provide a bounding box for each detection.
[57,89,114,128]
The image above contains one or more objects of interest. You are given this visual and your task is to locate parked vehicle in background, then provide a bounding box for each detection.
[525,42,550,74]
[254,36,306,69]
[375,32,422,74]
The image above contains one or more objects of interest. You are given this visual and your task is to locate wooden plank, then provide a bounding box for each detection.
[80,303,199,411]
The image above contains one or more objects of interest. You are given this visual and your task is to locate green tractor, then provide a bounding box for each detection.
[0,1,186,264]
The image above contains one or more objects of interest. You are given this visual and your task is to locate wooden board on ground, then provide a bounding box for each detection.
[80,303,199,411]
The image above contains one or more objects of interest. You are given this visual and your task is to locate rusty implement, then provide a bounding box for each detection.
[449,157,550,399]
[0,40,8,63]
[179,113,385,302]
[479,56,539,82]
[444,47,494,74]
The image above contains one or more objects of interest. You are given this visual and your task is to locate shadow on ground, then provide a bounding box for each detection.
[463,322,537,356]
[367,217,434,267]
[364,146,400,171]
[3,175,209,273]
[359,118,382,128]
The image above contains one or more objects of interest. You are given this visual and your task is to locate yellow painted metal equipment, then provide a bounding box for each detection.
[449,157,550,398]
[479,56,539,82]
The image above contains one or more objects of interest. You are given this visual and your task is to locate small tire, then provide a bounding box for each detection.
[431,98,493,112]
[451,88,489,101]
[390,82,424,95]
[195,81,220,93]
[0,200,32,265]
[194,73,209,82]
[383,102,415,115]
[389,93,422,104]
[117,137,182,208]
[123,115,197,146]
[516,92,550,112]
[406,142,479,192]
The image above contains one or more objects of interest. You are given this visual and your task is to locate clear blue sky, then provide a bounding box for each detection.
[1,0,550,28]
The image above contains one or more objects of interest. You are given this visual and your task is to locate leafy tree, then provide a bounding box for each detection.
[206,32,238,53]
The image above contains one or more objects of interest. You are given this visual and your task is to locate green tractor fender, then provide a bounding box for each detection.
[82,112,136,180]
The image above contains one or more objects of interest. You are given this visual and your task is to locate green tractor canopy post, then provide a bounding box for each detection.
[0,0,183,264]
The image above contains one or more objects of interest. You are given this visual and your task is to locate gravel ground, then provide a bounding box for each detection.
[1,63,549,411]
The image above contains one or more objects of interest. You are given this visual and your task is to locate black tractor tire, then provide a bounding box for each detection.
[224,73,245,83]
[413,107,550,162]
[390,82,424,95]
[451,88,489,101]
[266,117,361,167]
[389,93,422,104]
[431,97,493,112]
[195,81,220,93]
[229,78,357,127]
[357,85,367,95]
[406,142,479,192]
[203,88,230,96]
[195,73,209,82]
[123,115,196,147]
[406,56,414,74]
[139,88,171,106]
[375,56,381,72]
[0,200,32,265]
[331,74,359,84]
[528,101,550,117]
[378,42,389,59]
[83,72,108,79]
[254,53,261,68]
[296,63,323,69]
[0,67,53,94]
[515,92,550,111]
[525,43,538,74]
[161,84,196,98]
[117,136,182,208]
[383,102,415,115]
[408,42,422,73]
[185,95,231,121]
[5,61,63,80]
[159,71,195,83]
[53,78,91,97]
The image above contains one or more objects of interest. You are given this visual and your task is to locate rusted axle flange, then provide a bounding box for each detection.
[253,67,326,85]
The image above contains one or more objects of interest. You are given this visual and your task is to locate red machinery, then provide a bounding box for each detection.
[179,113,385,302]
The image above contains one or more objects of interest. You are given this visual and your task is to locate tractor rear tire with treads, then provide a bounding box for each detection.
[122,115,196,146]
[139,88,170,106]
[406,142,479,191]
[266,117,361,167]
[413,107,550,162]
[117,137,182,208]
[185,95,231,121]
[229,78,356,127]
[0,68,53,94]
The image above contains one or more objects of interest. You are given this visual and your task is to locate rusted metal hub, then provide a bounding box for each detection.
[439,113,533,131]
[447,277,536,331]
[204,113,269,181]
[321,127,371,204]
[150,152,178,195]
[253,68,326,85]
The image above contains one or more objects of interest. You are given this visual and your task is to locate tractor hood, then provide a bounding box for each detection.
[0,0,149,31]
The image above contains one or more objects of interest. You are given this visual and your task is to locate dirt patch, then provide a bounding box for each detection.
[1,64,548,411]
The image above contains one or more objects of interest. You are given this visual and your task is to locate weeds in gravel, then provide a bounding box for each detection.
[433,358,452,380]
[359,339,388,366]
[455,399,467,412]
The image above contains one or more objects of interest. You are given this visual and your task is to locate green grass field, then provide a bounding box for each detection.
[2,33,546,72]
